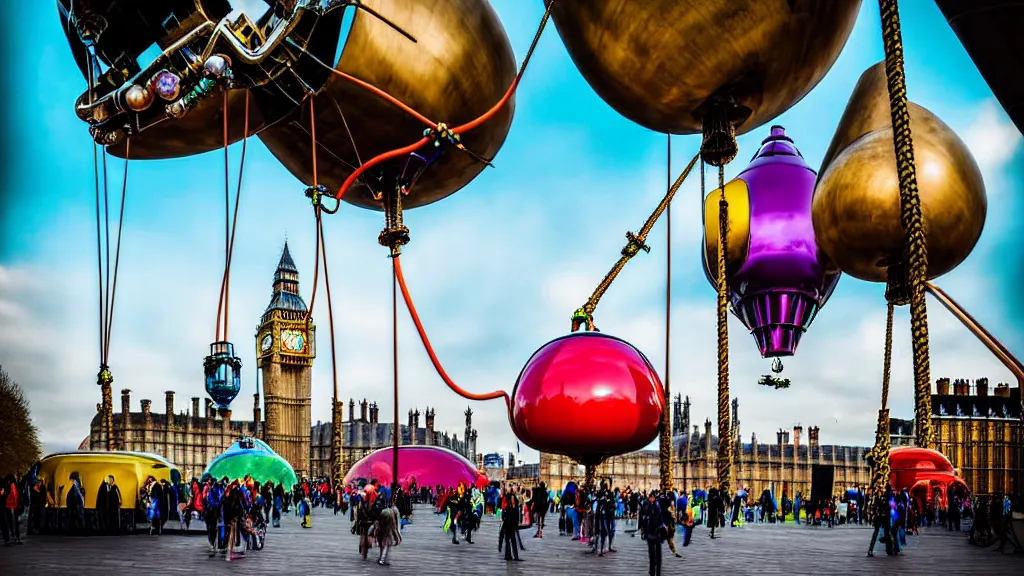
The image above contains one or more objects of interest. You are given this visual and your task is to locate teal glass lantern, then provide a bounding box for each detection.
[204,341,241,416]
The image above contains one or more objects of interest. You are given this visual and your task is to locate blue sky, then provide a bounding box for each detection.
[1,1,1021,462]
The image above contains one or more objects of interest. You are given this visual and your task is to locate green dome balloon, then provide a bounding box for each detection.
[204,437,298,487]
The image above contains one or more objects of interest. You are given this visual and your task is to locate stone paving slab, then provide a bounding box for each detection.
[1,506,1021,576]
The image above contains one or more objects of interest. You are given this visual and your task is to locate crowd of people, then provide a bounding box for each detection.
[2,466,1021,573]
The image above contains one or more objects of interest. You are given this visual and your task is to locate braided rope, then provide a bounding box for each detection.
[715,165,732,493]
[576,153,700,329]
[869,303,896,501]
[879,0,933,448]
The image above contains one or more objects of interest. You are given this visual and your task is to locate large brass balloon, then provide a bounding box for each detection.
[258,0,516,211]
[546,0,861,135]
[812,62,987,283]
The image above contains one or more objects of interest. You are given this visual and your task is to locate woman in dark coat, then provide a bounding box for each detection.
[149,479,165,535]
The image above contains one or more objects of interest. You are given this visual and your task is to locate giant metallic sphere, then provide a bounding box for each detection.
[812,63,987,283]
[702,126,840,358]
[259,0,516,210]
[547,0,861,134]
[511,332,665,467]
[343,446,480,490]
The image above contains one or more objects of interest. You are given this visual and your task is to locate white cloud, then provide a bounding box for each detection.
[963,100,1023,178]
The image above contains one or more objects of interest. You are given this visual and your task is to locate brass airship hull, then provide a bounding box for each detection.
[811,62,987,283]
[546,0,861,135]
[258,0,517,211]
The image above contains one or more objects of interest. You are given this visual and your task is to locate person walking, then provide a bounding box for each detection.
[532,482,549,538]
[868,487,894,557]
[1,475,23,545]
[642,491,665,576]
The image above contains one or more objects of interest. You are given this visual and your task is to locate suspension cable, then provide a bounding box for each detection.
[214,90,250,342]
[392,256,400,492]
[392,255,512,415]
[103,139,131,361]
[89,53,105,366]
[305,98,323,326]
[659,133,673,493]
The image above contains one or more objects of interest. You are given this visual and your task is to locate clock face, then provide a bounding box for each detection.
[260,333,273,353]
[280,329,306,353]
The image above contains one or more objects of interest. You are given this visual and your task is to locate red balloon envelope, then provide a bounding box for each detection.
[343,446,479,490]
[511,332,665,466]
[888,446,968,494]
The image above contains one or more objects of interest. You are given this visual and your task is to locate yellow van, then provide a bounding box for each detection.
[36,451,182,510]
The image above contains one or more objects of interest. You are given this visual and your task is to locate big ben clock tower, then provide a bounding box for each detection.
[256,242,315,477]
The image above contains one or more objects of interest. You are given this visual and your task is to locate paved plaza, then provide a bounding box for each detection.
[1,506,1021,575]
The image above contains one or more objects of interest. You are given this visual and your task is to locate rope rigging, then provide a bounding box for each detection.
[878,0,934,450]
[714,163,732,494]
[88,48,130,452]
[214,90,250,344]
[659,133,673,493]
[302,98,345,487]
[571,152,701,333]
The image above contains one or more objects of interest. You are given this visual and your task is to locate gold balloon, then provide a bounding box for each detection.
[548,0,861,134]
[812,62,987,283]
[259,0,516,211]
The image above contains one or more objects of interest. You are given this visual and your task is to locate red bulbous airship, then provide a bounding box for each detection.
[511,332,665,467]
[889,446,970,514]
[344,446,482,490]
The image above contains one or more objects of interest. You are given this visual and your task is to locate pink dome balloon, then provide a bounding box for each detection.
[343,446,479,490]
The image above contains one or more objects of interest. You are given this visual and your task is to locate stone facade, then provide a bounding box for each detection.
[916,378,1022,497]
[87,390,256,480]
[308,400,478,478]
[532,396,872,497]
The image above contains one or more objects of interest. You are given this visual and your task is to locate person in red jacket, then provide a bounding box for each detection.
[1,475,23,545]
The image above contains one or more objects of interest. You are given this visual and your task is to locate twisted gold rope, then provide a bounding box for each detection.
[879,0,933,448]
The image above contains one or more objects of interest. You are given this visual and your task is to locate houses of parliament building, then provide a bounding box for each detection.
[85,243,477,480]
[529,384,1021,499]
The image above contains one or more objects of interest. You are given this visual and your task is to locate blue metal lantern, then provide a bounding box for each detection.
[204,341,241,416]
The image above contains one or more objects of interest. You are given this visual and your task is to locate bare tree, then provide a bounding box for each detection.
[0,366,42,477]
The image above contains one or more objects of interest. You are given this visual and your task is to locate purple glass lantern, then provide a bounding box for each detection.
[703,126,840,359]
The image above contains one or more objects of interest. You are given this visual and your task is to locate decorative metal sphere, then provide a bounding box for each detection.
[203,341,242,413]
[344,446,480,490]
[547,0,862,135]
[203,54,230,79]
[511,332,665,467]
[702,126,840,358]
[124,85,154,112]
[812,63,987,283]
[153,70,181,101]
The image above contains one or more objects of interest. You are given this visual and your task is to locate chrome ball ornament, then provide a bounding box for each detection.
[203,54,231,79]
[124,85,154,112]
